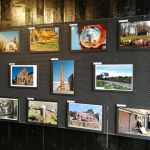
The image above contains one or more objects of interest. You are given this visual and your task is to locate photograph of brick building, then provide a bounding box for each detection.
[118,107,150,137]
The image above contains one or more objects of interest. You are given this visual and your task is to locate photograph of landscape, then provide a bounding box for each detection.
[0,31,19,53]
[118,107,150,137]
[71,24,106,51]
[30,26,59,52]
[52,60,74,95]
[28,100,58,125]
[120,20,150,49]
[95,64,133,91]
[68,102,102,131]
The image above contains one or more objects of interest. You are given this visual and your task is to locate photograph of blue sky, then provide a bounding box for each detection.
[69,103,102,116]
[96,64,133,77]
[53,60,74,82]
[0,31,19,43]
[12,66,33,79]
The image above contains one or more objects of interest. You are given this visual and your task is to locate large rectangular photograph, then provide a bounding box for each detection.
[29,26,60,52]
[28,100,58,126]
[71,23,106,52]
[68,102,103,131]
[94,64,133,91]
[10,65,38,88]
[0,98,18,121]
[51,60,74,95]
[119,20,150,50]
[117,107,150,138]
[0,31,20,53]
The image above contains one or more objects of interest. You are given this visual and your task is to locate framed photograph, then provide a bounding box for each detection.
[0,98,18,121]
[70,22,107,52]
[51,60,74,95]
[29,26,60,53]
[119,19,150,50]
[93,64,133,91]
[117,106,150,139]
[10,65,38,88]
[67,102,103,131]
[0,30,20,53]
[27,100,58,126]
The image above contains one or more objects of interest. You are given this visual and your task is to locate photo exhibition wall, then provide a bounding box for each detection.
[0,15,150,141]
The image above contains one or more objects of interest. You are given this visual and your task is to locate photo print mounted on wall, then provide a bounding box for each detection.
[51,59,74,95]
[27,100,58,126]
[70,21,107,52]
[0,98,18,121]
[119,19,150,50]
[29,26,60,53]
[93,63,133,91]
[10,64,38,88]
[0,30,20,53]
[117,106,150,139]
[67,102,103,131]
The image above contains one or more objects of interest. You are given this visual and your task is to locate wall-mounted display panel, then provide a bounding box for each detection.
[10,65,38,88]
[27,100,58,126]
[93,64,133,91]
[51,60,74,95]
[0,98,18,121]
[0,31,20,53]
[67,102,103,132]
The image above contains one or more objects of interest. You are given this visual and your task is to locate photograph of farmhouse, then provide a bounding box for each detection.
[95,64,133,91]
[68,103,102,131]
[52,60,74,95]
[118,107,150,137]
[0,31,19,53]
[30,27,59,52]
[28,101,57,125]
[120,20,150,49]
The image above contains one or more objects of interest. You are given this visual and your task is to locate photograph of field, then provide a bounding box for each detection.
[28,101,58,125]
[118,107,150,137]
[120,20,150,49]
[52,60,74,95]
[95,64,133,91]
[68,103,102,131]
[71,24,106,51]
[0,31,19,53]
[30,27,59,52]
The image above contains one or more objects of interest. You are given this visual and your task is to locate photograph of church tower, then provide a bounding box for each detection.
[52,60,74,95]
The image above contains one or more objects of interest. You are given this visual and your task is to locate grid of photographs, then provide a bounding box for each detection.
[0,98,18,121]
[68,102,103,131]
[27,100,58,126]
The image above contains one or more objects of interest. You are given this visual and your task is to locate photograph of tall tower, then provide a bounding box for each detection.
[52,60,74,95]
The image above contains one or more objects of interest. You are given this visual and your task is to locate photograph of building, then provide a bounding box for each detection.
[68,103,102,131]
[52,60,74,94]
[118,107,150,137]
[95,64,133,91]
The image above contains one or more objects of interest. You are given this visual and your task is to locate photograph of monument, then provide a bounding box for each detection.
[119,20,150,49]
[71,23,106,51]
[10,65,38,88]
[118,107,150,137]
[52,60,74,95]
[68,102,102,131]
[28,100,58,126]
[95,64,133,91]
[0,98,18,121]
[0,31,19,53]
[29,26,59,52]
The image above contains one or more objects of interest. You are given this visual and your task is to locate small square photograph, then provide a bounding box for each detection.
[0,31,20,53]
[68,102,103,131]
[94,64,133,91]
[28,100,58,126]
[10,65,38,88]
[0,98,18,121]
[52,60,74,95]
